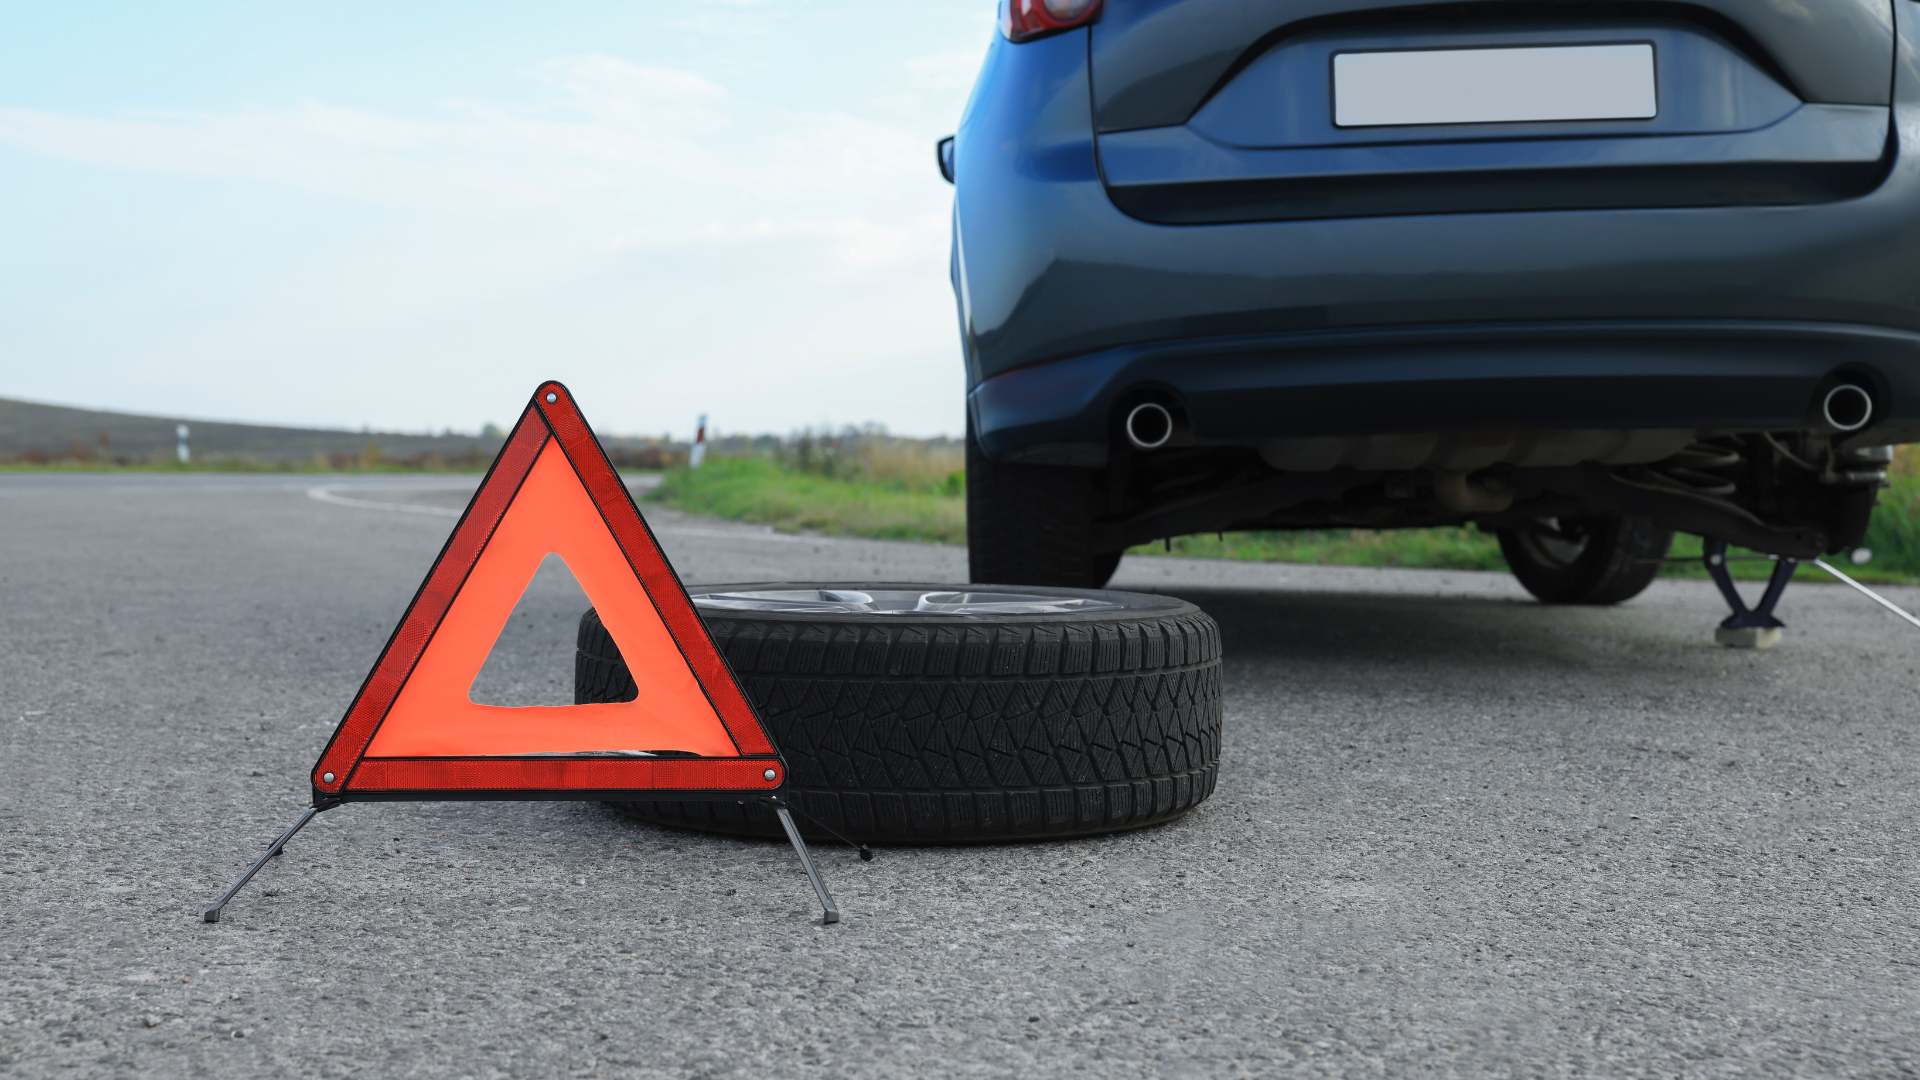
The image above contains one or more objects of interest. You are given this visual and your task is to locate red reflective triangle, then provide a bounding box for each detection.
[309,381,782,801]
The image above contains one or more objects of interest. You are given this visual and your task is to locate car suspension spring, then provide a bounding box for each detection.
[1647,441,1742,497]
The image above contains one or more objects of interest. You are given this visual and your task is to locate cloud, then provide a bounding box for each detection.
[0,47,974,436]
[905,48,990,92]
[668,3,787,36]
[531,57,729,124]
[0,55,939,263]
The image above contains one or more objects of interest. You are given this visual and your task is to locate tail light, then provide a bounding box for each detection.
[1000,0,1103,42]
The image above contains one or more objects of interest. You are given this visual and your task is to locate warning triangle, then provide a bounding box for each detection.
[310,381,782,802]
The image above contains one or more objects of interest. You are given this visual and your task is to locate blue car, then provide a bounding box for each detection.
[947,0,1912,603]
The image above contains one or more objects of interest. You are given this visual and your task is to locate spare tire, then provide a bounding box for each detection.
[576,583,1222,843]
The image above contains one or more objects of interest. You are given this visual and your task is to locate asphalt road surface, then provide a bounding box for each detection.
[4,471,1919,1078]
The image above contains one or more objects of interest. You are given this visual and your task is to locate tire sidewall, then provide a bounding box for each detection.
[1498,518,1671,605]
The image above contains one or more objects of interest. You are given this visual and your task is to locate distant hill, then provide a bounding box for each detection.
[0,396,686,468]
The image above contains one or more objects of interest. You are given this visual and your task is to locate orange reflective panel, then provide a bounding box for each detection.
[310,381,779,802]
[363,439,738,758]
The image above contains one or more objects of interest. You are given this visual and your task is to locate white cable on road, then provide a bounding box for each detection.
[1812,558,1920,629]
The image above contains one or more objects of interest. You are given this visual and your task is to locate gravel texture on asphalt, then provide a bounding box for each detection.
[2,472,1918,1078]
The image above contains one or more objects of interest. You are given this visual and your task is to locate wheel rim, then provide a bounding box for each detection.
[1512,518,1597,570]
[689,587,1127,616]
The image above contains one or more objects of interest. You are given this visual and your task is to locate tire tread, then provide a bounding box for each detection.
[966,423,1119,589]
[1498,517,1672,605]
[578,604,1222,842]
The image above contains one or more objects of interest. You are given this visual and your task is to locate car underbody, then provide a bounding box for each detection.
[1092,428,1888,559]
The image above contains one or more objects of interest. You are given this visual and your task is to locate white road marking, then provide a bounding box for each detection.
[305,486,462,517]
[651,526,826,545]
[302,480,871,547]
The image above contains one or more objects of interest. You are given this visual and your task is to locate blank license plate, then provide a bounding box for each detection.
[1332,44,1657,128]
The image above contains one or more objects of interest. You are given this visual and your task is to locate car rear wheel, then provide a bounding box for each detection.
[966,422,1121,589]
[1497,516,1673,605]
[579,583,1222,843]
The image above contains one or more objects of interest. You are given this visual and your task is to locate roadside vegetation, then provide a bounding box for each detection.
[1127,525,1916,584]
[654,440,1920,585]
[0,440,682,472]
[647,427,966,544]
[1126,528,1507,571]
[0,455,482,473]
[27,406,1917,584]
[0,394,686,471]
[1123,445,1920,584]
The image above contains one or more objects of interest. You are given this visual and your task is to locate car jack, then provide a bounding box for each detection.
[1703,537,1796,648]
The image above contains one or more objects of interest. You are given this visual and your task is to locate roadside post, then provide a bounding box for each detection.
[202,381,840,926]
[689,414,707,468]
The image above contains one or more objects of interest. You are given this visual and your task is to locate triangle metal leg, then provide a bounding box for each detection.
[203,805,329,923]
[775,807,840,924]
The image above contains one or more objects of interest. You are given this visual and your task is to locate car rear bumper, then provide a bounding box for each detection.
[967,319,1920,465]
[1098,104,1891,223]
[953,10,1920,462]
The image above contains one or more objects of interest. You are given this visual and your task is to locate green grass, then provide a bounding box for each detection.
[644,450,1920,586]
[1859,455,1920,582]
[1123,459,1920,584]
[648,456,965,544]
[1124,528,1914,584]
[1126,527,1509,571]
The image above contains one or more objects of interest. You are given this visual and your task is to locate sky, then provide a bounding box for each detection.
[0,1,994,438]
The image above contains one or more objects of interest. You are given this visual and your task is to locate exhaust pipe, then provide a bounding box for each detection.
[1432,469,1514,513]
[1822,384,1874,432]
[1124,402,1174,450]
